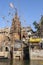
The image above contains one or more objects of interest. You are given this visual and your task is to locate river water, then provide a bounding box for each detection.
[0,59,43,65]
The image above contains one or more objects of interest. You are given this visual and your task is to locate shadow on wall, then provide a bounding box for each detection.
[23,46,30,60]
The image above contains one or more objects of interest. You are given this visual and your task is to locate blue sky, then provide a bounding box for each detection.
[0,0,43,31]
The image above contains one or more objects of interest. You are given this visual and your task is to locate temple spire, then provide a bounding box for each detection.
[10,9,21,40]
[15,8,18,18]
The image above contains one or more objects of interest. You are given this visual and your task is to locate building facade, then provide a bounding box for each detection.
[0,27,10,42]
[21,26,33,42]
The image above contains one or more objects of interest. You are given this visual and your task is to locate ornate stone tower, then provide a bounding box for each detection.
[10,12,21,41]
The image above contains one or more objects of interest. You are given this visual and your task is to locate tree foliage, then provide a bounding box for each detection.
[33,15,43,37]
[33,21,39,31]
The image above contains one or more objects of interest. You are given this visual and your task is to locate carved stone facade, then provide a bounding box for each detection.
[10,13,21,41]
[0,27,10,42]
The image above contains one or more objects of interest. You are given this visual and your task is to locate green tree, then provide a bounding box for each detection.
[33,21,39,30]
[33,15,43,37]
[33,21,40,37]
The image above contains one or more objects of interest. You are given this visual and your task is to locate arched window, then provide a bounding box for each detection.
[5,47,9,51]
